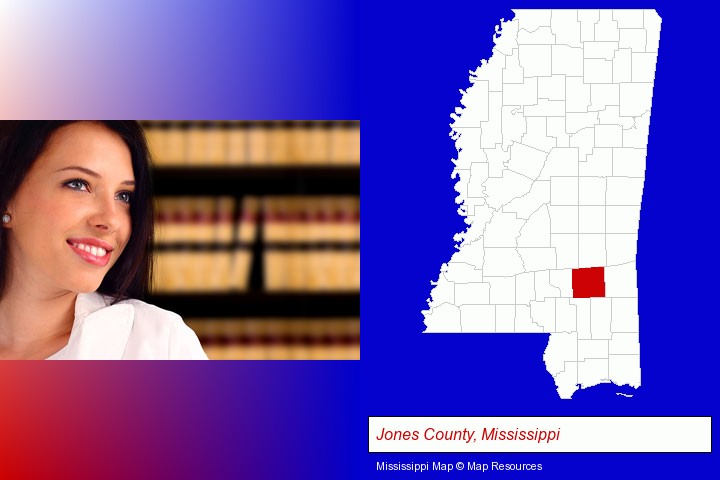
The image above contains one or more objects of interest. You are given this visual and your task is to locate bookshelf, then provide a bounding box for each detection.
[153,166,359,195]
[147,293,360,318]
[142,121,360,360]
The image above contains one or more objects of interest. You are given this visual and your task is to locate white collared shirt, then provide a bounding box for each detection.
[47,292,208,360]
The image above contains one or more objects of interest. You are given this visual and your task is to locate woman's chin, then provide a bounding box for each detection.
[66,279,104,294]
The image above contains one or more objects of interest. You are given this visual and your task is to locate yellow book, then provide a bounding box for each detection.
[262,197,277,242]
[205,319,229,359]
[336,196,360,242]
[315,197,334,241]
[153,197,170,245]
[144,123,168,165]
[268,122,291,165]
[191,252,230,292]
[307,122,330,164]
[215,196,235,243]
[227,122,248,166]
[237,196,259,244]
[264,251,284,292]
[290,122,308,164]
[247,122,270,165]
[347,124,361,165]
[289,249,306,292]
[165,123,187,165]
[153,251,185,292]
[328,122,345,165]
[192,197,216,243]
[345,251,361,291]
[206,122,227,165]
[286,197,303,242]
[173,197,193,243]
[231,249,252,292]
[186,123,206,165]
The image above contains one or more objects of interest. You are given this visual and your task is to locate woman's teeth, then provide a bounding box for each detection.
[72,242,107,257]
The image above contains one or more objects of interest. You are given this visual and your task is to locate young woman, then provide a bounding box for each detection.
[0,121,207,359]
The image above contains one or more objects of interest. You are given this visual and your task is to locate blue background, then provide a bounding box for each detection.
[0,0,716,478]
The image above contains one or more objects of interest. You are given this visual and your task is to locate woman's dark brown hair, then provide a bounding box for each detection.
[0,121,154,302]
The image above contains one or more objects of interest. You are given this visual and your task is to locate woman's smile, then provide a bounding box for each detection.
[67,237,115,267]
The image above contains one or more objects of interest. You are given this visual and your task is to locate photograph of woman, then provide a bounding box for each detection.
[0,121,207,359]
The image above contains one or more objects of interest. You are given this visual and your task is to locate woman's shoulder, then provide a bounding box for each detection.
[115,296,183,324]
[83,293,208,359]
[87,293,183,331]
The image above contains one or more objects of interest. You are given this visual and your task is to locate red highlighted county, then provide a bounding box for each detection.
[572,267,605,298]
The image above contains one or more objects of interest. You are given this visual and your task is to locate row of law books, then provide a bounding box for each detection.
[185,318,360,360]
[152,196,360,292]
[153,250,359,292]
[155,196,360,244]
[142,121,360,166]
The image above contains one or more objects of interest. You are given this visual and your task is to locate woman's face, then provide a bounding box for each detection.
[4,122,134,295]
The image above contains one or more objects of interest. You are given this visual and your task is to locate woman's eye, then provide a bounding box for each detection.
[116,191,133,204]
[64,179,89,191]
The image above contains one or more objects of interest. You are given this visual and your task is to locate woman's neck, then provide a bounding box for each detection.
[0,284,77,360]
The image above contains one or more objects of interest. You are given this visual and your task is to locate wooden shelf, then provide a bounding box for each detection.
[153,166,360,195]
[147,292,360,318]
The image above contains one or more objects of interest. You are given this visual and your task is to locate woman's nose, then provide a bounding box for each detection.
[89,195,122,232]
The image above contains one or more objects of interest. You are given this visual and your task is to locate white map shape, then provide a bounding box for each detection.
[422,9,661,399]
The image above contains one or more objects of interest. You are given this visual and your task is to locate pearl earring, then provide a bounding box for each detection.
[2,214,10,224]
